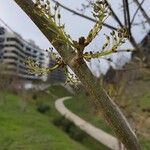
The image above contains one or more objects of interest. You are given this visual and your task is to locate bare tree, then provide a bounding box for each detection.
[13,0,141,149]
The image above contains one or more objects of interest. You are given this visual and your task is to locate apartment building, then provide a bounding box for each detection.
[0,26,48,80]
[48,59,66,83]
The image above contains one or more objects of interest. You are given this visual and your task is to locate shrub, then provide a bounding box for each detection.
[53,116,86,142]
[37,103,50,114]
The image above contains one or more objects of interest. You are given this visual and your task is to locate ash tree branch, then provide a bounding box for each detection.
[124,0,131,35]
[131,0,145,26]
[123,0,128,26]
[13,0,141,149]
[105,0,124,27]
[105,0,139,52]
[51,0,117,30]
[53,0,140,51]
[133,0,150,25]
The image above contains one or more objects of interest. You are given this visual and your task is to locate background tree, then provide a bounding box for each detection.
[0,64,19,103]
[0,64,19,91]
[13,0,141,149]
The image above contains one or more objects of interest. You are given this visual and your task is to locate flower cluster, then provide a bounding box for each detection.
[85,0,110,46]
[35,0,51,16]
[83,27,131,61]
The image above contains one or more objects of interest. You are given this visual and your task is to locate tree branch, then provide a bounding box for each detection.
[13,0,141,149]
[123,0,128,26]
[131,0,145,25]
[105,0,124,27]
[51,0,117,30]
[133,0,150,25]
[124,0,132,36]
[53,0,140,52]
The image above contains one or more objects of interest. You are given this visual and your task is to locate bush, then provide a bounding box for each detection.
[32,94,37,100]
[69,125,85,142]
[37,103,50,114]
[53,117,86,142]
[53,116,74,132]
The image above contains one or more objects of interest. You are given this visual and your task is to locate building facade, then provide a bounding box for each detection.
[48,59,66,83]
[0,26,48,80]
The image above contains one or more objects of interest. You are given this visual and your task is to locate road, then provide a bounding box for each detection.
[55,97,125,150]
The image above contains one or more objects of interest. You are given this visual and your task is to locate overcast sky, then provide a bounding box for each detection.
[0,0,149,75]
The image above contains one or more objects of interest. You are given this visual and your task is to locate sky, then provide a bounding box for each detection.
[0,0,149,75]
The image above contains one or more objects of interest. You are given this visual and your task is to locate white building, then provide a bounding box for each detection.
[0,26,48,80]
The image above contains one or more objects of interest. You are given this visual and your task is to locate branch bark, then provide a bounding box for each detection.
[13,0,141,149]
[124,0,131,35]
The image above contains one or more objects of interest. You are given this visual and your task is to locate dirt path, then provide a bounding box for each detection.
[55,97,124,150]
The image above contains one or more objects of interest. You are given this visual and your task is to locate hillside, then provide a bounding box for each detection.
[0,90,88,150]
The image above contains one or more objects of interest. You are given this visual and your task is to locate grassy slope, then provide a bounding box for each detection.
[41,86,109,150]
[138,91,150,150]
[0,90,88,150]
[139,91,150,109]
[64,92,150,150]
[1,85,149,150]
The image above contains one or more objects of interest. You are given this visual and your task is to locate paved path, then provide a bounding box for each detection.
[55,97,124,150]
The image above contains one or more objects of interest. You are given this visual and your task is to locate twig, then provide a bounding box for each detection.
[131,0,145,26]
[133,0,150,25]
[51,0,117,30]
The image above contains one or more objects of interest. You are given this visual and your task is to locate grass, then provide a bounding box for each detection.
[139,91,150,109]
[0,90,88,150]
[1,85,149,150]
[0,86,110,150]
[33,86,109,150]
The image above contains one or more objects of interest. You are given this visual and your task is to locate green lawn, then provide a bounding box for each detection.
[0,90,88,150]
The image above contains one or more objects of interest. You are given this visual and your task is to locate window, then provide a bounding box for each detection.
[0,44,4,49]
[0,38,5,43]
[33,50,37,53]
[40,53,44,56]
[26,47,31,51]
[0,27,5,35]
[3,56,18,60]
[6,62,17,66]
[7,38,24,47]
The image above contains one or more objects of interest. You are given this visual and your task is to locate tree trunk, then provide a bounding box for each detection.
[13,0,141,149]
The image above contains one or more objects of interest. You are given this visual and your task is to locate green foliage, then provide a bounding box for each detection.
[37,103,50,114]
[53,116,86,142]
